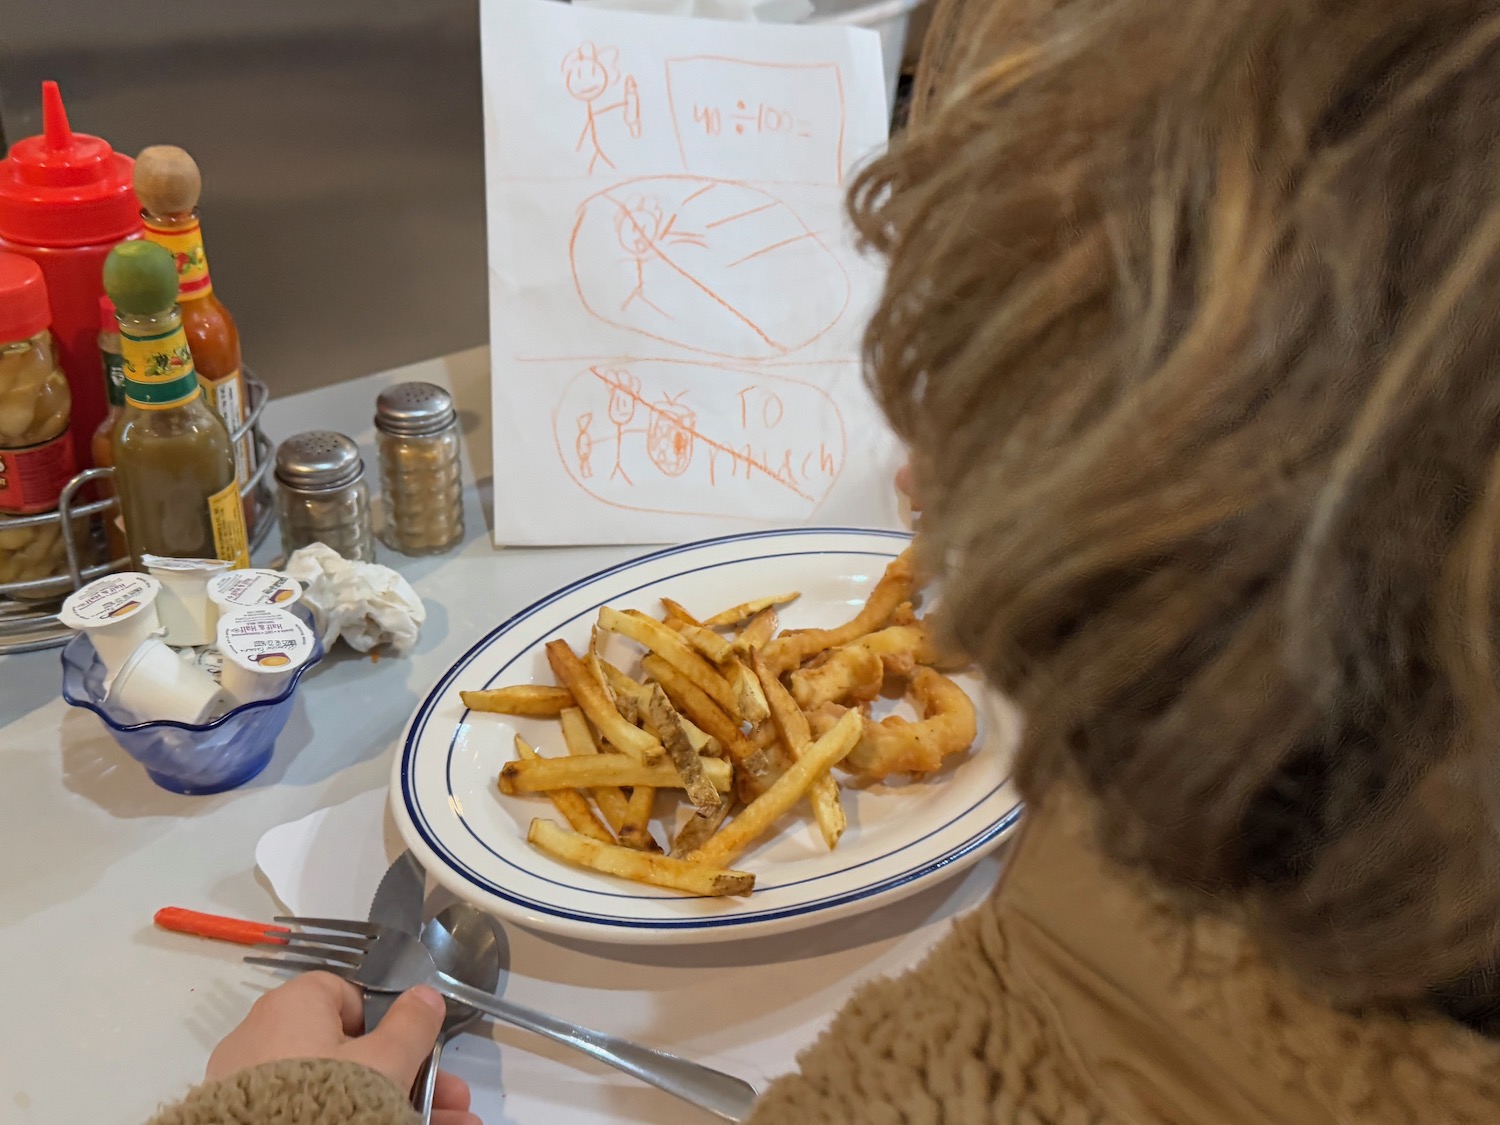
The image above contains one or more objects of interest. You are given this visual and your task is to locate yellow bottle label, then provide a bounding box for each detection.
[201,367,254,484]
[207,479,250,569]
[144,218,213,300]
[121,323,200,409]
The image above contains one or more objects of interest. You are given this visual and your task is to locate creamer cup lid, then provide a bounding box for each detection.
[59,573,160,629]
[216,607,314,674]
[142,554,234,577]
[207,569,302,609]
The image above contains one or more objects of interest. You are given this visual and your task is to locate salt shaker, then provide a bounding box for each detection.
[374,382,463,555]
[273,430,375,562]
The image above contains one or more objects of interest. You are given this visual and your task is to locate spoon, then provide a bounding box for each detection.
[412,904,507,1122]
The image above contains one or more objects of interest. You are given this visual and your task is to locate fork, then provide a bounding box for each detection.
[249,916,760,1123]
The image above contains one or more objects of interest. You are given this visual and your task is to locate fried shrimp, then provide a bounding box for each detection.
[843,667,978,779]
[762,550,916,675]
[790,644,885,710]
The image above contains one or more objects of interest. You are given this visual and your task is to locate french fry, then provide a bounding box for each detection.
[600,660,722,756]
[529,818,754,897]
[461,685,574,716]
[512,735,613,844]
[671,798,735,859]
[619,784,658,852]
[500,753,733,795]
[646,685,723,814]
[690,708,862,867]
[678,622,733,664]
[726,657,770,724]
[703,592,800,629]
[729,607,778,656]
[640,654,778,790]
[546,640,663,764]
[597,607,738,717]
[753,650,845,849]
[762,552,914,674]
[558,706,630,833]
[660,597,703,628]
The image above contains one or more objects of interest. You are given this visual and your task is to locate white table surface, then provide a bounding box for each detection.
[0,348,1005,1125]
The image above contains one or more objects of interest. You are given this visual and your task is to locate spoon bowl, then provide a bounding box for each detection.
[414,903,507,1119]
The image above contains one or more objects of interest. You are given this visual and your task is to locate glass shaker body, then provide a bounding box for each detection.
[273,430,375,563]
[374,383,463,556]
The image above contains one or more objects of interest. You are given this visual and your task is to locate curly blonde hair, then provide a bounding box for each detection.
[856,0,1500,1013]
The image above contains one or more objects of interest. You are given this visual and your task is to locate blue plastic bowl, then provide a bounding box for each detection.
[60,608,324,795]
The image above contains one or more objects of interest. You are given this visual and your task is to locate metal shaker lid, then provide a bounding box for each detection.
[274,430,364,492]
[374,382,456,438]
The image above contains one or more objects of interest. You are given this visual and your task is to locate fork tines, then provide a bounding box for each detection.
[244,916,377,979]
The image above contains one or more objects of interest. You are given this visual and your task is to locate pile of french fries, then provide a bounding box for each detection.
[461,549,976,899]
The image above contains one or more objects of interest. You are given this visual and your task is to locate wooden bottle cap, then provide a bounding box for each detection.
[134,145,202,216]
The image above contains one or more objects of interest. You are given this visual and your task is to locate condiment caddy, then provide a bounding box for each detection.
[0,82,275,655]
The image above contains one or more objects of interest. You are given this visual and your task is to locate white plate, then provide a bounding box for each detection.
[391,528,1023,943]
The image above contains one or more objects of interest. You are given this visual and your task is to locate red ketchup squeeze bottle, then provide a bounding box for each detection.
[0,82,141,469]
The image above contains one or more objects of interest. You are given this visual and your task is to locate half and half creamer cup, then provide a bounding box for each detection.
[58,573,163,675]
[206,569,303,614]
[216,607,315,705]
[143,555,233,647]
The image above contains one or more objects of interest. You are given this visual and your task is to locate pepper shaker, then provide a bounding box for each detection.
[374,382,464,555]
[273,430,375,562]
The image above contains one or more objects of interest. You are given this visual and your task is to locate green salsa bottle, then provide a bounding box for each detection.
[104,241,248,569]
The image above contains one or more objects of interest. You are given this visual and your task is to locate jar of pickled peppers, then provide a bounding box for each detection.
[0,252,80,592]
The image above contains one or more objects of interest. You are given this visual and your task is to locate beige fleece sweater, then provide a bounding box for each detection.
[150,788,1500,1125]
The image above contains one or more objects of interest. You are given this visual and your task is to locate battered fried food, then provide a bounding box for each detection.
[761,549,915,674]
[843,667,978,779]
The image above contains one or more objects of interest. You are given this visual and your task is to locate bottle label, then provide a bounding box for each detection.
[102,350,127,408]
[0,429,79,515]
[201,367,253,483]
[121,323,201,409]
[144,218,213,300]
[206,479,250,569]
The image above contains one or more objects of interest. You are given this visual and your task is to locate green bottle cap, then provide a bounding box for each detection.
[103,240,179,315]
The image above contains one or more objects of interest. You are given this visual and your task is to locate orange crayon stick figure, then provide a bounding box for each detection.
[563,43,642,174]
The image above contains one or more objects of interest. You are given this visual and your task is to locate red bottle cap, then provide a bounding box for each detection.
[0,252,52,343]
[99,294,117,332]
[0,82,139,249]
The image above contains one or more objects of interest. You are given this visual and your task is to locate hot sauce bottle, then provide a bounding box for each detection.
[92,295,129,560]
[103,240,247,570]
[132,145,255,523]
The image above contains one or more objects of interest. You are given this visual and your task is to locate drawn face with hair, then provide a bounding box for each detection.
[563,42,616,103]
[614,197,663,256]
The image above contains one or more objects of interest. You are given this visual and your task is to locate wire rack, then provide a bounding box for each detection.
[0,374,276,656]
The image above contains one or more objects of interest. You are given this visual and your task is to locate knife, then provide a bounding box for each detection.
[363,850,426,1033]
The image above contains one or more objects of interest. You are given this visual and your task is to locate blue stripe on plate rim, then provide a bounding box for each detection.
[398,527,1024,931]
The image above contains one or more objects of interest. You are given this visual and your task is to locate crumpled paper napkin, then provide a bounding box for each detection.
[282,543,426,655]
[571,0,815,23]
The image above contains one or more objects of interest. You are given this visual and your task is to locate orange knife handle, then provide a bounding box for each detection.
[155,907,289,946]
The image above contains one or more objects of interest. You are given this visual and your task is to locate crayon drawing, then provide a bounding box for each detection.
[554,362,847,520]
[483,0,897,543]
[569,175,850,358]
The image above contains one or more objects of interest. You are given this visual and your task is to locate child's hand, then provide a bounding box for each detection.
[207,972,479,1125]
[896,463,922,512]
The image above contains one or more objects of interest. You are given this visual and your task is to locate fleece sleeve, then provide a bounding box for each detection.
[144,1058,416,1125]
